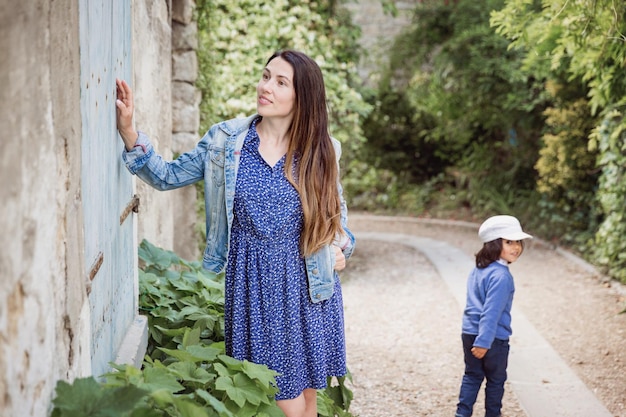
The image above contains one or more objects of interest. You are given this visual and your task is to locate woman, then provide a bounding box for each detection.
[116,49,355,417]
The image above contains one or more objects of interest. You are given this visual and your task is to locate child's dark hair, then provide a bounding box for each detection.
[476,239,502,268]
[475,238,525,268]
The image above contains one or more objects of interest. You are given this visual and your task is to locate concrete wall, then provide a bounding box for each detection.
[132,0,176,254]
[345,0,419,86]
[0,2,88,416]
[171,0,202,261]
[133,0,200,262]
[0,0,199,415]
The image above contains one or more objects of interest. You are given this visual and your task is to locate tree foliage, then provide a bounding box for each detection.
[361,0,546,216]
[360,0,626,282]
[492,0,626,278]
[491,0,626,115]
[592,110,626,281]
[533,85,600,243]
[361,89,443,183]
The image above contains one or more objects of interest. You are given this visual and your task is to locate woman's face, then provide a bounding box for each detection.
[256,57,296,120]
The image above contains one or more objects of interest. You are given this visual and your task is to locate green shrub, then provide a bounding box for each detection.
[592,110,626,283]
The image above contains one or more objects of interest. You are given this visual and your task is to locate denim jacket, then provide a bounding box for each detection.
[123,114,355,303]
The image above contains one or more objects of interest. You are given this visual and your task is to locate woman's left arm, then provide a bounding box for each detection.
[331,138,356,260]
[332,245,346,271]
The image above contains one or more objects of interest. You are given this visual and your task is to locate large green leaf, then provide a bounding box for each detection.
[171,397,211,417]
[139,239,177,270]
[186,344,223,361]
[214,373,265,407]
[195,390,236,417]
[52,377,148,417]
[159,345,222,363]
[240,360,279,389]
[167,361,215,385]
[140,367,186,393]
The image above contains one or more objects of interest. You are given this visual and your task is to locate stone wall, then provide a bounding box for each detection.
[345,0,419,86]
[129,0,201,260]
[132,0,174,254]
[171,0,201,261]
[133,0,200,262]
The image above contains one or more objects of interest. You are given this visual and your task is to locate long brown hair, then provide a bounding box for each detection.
[266,50,342,256]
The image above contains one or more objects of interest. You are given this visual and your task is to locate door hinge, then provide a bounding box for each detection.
[120,194,140,225]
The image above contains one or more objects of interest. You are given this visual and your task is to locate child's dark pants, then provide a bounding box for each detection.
[456,333,510,417]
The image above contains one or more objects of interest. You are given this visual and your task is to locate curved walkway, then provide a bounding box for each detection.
[357,231,612,417]
[343,214,621,417]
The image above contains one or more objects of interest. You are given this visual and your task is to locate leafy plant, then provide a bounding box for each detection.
[137,240,225,357]
[592,110,626,282]
[533,93,600,245]
[317,374,354,417]
[51,240,355,416]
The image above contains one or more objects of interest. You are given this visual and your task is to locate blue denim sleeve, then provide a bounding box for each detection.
[122,132,154,174]
[331,138,356,259]
[122,131,207,190]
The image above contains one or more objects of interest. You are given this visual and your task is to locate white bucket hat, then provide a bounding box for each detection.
[478,215,532,243]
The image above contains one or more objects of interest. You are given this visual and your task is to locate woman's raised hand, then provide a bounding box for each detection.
[115,78,138,150]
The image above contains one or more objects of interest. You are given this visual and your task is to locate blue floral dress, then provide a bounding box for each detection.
[224,120,347,400]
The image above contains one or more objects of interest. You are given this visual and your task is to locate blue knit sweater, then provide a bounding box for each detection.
[461,260,515,349]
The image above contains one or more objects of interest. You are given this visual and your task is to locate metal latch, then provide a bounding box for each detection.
[120,194,140,225]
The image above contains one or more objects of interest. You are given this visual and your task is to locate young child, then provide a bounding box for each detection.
[455,215,532,417]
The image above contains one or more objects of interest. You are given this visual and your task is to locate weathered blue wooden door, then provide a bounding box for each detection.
[79,0,136,378]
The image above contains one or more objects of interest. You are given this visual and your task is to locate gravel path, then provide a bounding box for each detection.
[341,214,626,417]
